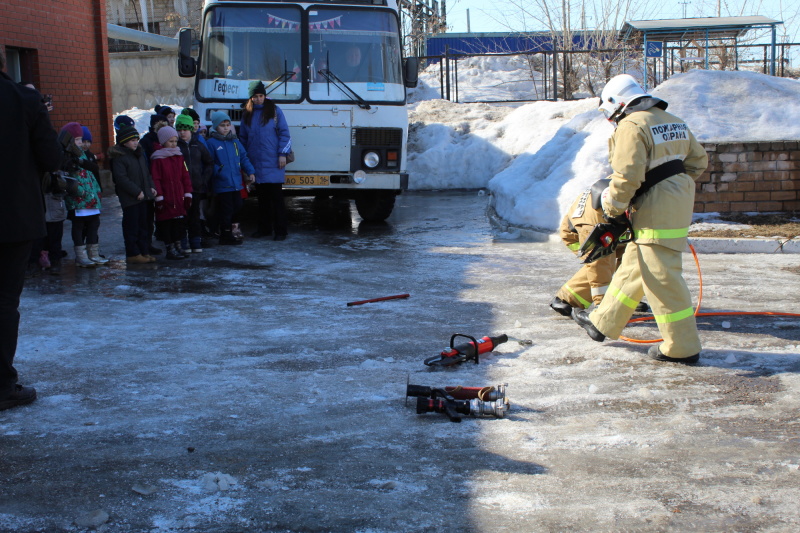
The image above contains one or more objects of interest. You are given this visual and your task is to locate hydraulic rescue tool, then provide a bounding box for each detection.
[406,381,507,403]
[423,334,509,367]
[413,388,510,422]
[577,214,632,264]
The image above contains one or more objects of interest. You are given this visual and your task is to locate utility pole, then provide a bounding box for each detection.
[679,1,690,19]
[399,0,446,57]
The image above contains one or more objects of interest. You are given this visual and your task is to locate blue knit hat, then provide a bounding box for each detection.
[114,114,135,131]
[211,111,231,130]
[81,126,92,143]
[155,104,174,118]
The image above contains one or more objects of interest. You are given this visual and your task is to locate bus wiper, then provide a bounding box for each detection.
[318,69,371,110]
[265,71,294,96]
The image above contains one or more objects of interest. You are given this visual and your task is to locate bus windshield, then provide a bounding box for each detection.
[308,7,404,103]
[197,5,303,101]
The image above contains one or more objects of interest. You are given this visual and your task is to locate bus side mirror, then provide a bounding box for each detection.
[178,27,196,78]
[403,57,419,88]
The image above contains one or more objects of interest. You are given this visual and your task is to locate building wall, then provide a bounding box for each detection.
[110,51,194,112]
[105,0,203,38]
[695,141,800,213]
[1,0,113,154]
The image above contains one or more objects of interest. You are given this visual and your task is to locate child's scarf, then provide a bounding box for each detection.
[150,145,183,160]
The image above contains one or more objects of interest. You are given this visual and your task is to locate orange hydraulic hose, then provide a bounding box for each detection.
[619,243,800,344]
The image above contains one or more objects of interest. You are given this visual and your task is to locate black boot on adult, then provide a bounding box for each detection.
[571,308,606,342]
[549,297,573,317]
[0,385,37,411]
[647,345,700,365]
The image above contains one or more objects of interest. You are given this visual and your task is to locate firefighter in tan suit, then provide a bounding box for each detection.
[550,181,626,315]
[572,74,708,364]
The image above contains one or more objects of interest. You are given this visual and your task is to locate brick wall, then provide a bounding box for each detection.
[695,141,800,213]
[1,0,113,158]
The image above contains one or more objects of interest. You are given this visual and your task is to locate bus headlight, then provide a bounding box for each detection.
[353,170,366,184]
[363,151,380,168]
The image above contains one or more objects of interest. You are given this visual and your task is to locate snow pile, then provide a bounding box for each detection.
[408,54,546,104]
[407,63,800,231]
[653,70,800,142]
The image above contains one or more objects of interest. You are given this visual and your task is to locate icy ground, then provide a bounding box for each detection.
[2,192,799,531]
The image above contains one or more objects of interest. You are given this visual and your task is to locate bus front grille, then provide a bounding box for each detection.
[353,128,402,147]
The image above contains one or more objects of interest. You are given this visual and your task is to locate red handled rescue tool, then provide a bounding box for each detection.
[413,388,510,422]
[406,382,507,403]
[424,333,508,367]
[577,213,632,264]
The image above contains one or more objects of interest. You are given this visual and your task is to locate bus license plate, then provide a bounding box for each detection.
[285,175,330,186]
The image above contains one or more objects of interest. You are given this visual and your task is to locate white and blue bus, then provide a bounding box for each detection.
[178,0,418,221]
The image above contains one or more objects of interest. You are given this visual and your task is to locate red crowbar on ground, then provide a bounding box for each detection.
[346,293,410,307]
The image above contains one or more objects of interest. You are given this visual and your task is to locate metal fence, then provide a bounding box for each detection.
[422,41,799,104]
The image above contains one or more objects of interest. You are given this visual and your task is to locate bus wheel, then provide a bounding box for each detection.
[355,191,396,222]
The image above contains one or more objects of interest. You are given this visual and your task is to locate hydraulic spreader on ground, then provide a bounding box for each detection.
[423,333,509,367]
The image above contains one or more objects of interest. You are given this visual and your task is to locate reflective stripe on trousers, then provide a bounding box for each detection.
[565,284,591,309]
[590,240,701,358]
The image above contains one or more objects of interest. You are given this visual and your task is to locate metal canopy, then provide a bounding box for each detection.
[620,16,783,88]
[621,16,781,42]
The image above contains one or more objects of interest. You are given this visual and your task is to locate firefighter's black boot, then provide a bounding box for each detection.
[571,308,605,342]
[647,345,699,365]
[549,297,573,317]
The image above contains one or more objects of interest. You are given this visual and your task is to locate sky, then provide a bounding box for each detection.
[444,0,799,42]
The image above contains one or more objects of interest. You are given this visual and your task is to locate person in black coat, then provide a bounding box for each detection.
[0,52,62,411]
[109,125,158,263]
[139,114,169,254]
[176,114,214,252]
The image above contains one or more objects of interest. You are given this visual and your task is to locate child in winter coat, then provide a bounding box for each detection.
[42,174,69,274]
[176,114,213,252]
[26,172,69,276]
[60,122,105,268]
[80,125,102,191]
[150,126,193,260]
[205,111,255,245]
[109,125,158,264]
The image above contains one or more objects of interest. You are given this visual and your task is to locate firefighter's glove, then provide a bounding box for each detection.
[578,216,630,264]
[600,186,628,217]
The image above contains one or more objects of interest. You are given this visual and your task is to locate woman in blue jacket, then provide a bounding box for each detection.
[239,81,292,241]
[206,111,256,245]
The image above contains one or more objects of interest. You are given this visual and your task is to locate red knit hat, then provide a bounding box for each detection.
[61,122,83,139]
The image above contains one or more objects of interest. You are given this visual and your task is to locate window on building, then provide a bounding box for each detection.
[5,48,21,82]
[4,47,38,84]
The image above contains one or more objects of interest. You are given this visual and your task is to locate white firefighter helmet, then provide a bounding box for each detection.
[599,74,651,122]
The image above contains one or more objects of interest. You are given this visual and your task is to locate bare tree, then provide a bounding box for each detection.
[501,0,655,97]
